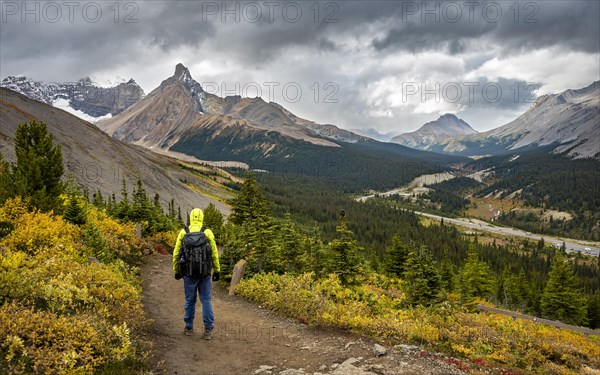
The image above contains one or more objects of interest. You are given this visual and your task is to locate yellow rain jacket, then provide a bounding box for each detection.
[173,208,220,274]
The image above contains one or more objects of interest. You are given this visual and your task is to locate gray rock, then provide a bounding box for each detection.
[255,365,276,374]
[395,344,420,352]
[373,344,387,357]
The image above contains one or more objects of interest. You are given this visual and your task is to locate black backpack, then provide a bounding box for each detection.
[179,225,213,278]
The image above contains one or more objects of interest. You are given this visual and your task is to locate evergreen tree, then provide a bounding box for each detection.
[439,258,457,292]
[587,291,600,329]
[131,178,150,222]
[63,194,87,226]
[384,234,410,277]
[62,174,87,226]
[168,198,176,218]
[7,121,64,211]
[204,203,224,241]
[83,223,112,263]
[278,212,303,273]
[0,152,9,203]
[327,213,362,286]
[92,190,105,209]
[229,174,270,225]
[497,270,528,310]
[540,253,588,325]
[305,226,327,279]
[118,178,130,219]
[403,245,441,306]
[458,245,495,302]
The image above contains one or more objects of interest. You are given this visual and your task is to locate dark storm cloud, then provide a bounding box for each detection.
[1,1,597,77]
[0,0,598,133]
[0,1,216,80]
[370,1,599,55]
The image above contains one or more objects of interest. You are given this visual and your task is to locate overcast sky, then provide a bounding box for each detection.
[1,0,599,135]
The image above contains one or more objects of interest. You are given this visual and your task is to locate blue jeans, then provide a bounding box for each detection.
[183,274,214,331]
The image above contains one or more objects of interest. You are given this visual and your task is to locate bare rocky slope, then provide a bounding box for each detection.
[0,88,230,214]
[99,63,368,153]
[391,114,477,150]
[398,81,600,159]
[1,75,145,119]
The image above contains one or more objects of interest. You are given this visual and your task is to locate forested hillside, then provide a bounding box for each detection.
[467,149,600,240]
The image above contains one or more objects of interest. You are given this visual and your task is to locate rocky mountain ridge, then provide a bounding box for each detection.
[1,75,145,120]
[391,114,478,150]
[394,82,600,159]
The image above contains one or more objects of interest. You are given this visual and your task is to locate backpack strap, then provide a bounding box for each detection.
[184,225,190,234]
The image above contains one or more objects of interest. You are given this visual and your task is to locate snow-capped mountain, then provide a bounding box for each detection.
[1,75,144,122]
[390,114,478,150]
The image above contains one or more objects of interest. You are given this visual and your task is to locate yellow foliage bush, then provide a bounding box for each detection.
[0,198,150,373]
[237,272,600,374]
[0,302,138,374]
[2,209,82,258]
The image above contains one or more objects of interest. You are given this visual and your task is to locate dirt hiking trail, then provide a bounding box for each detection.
[141,253,469,375]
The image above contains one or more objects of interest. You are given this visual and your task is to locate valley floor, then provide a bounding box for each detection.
[141,253,469,375]
[415,211,600,256]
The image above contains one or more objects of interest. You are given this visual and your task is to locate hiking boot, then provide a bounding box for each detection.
[184,328,193,336]
[203,329,213,340]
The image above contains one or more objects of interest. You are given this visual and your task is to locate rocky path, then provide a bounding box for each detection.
[141,253,469,375]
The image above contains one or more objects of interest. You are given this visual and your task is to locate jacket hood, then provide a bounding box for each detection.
[189,208,204,226]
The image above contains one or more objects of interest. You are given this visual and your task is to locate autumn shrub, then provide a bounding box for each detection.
[236,272,600,374]
[87,209,148,265]
[0,197,150,373]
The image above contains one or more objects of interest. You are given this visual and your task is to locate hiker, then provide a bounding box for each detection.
[173,207,221,339]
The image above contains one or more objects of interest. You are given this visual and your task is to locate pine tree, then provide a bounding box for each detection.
[204,203,224,241]
[439,258,456,292]
[0,152,9,203]
[278,212,303,273]
[8,121,64,211]
[63,174,86,226]
[327,213,362,286]
[458,245,495,302]
[305,226,327,279]
[131,178,150,222]
[229,174,269,225]
[92,190,105,209]
[540,253,588,325]
[384,234,410,277]
[153,193,161,210]
[403,245,441,306]
[118,178,130,219]
[587,291,600,329]
[83,223,112,263]
[168,198,176,218]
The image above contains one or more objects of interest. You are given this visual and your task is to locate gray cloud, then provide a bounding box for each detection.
[0,0,598,134]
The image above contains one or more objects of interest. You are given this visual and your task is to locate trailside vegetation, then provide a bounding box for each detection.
[223,174,600,374]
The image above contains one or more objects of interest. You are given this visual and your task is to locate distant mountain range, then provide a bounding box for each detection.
[3,66,598,164]
[0,87,229,214]
[1,75,144,121]
[99,63,368,151]
[391,82,599,159]
[391,114,478,150]
[97,63,461,191]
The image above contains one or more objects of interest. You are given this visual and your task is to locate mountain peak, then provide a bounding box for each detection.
[390,113,477,150]
[419,114,477,135]
[174,63,191,79]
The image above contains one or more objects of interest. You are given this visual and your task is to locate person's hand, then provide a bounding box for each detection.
[175,273,182,280]
[212,272,220,282]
